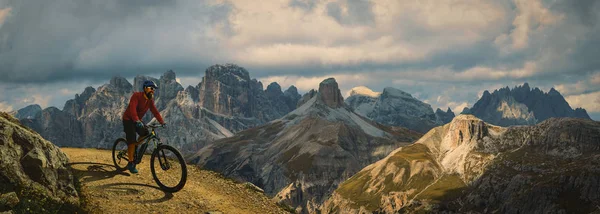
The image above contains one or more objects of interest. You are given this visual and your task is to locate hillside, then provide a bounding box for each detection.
[189,78,422,213]
[322,114,600,213]
[63,148,288,214]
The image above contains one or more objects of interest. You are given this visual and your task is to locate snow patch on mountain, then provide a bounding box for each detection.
[349,86,381,98]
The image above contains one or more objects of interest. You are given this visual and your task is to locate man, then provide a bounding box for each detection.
[122,80,165,173]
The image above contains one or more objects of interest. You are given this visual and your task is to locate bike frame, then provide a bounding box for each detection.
[134,125,163,164]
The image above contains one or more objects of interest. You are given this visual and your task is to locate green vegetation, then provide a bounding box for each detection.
[335,144,442,211]
[276,201,296,213]
[335,170,379,210]
[277,146,315,180]
[12,183,84,214]
[414,174,466,202]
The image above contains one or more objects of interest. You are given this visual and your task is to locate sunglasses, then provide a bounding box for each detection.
[146,87,155,91]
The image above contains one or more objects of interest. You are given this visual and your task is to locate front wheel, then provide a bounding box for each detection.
[150,145,187,193]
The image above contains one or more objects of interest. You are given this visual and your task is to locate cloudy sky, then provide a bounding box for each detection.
[0,0,599,120]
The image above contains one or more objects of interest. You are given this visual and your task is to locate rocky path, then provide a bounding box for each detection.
[62,148,288,214]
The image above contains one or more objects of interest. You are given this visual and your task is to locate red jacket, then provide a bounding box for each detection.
[122,92,164,124]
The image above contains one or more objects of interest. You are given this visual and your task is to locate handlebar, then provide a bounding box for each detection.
[146,124,165,129]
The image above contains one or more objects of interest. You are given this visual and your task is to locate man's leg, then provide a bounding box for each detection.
[123,120,139,173]
[127,140,140,163]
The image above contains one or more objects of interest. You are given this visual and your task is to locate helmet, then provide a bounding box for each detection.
[142,80,158,90]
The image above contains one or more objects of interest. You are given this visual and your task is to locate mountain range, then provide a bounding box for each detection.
[462,83,591,126]
[345,86,455,133]
[13,64,301,152]
[188,78,422,213]
[322,114,600,213]
[8,64,599,213]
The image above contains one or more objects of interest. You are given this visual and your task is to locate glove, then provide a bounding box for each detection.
[135,121,144,129]
[161,123,167,128]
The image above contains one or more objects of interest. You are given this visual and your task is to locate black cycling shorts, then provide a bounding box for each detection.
[122,120,150,144]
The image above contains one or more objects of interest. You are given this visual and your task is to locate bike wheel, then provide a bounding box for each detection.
[112,138,130,171]
[150,145,187,193]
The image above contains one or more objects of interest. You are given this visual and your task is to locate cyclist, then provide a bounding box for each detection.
[122,80,165,173]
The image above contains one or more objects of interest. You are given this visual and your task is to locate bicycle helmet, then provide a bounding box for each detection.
[142,80,159,89]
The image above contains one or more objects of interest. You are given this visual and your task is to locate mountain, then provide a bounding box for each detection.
[322,114,600,213]
[196,64,300,124]
[464,83,591,126]
[345,86,449,133]
[0,112,81,213]
[15,64,301,154]
[188,78,422,213]
[435,107,455,124]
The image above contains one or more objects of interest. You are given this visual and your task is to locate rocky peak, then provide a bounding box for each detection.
[435,108,444,114]
[283,85,302,110]
[185,86,200,103]
[381,87,412,99]
[482,90,491,97]
[297,89,317,107]
[318,78,344,108]
[548,87,561,96]
[162,70,177,81]
[80,87,96,100]
[204,64,250,83]
[435,107,455,124]
[284,85,299,96]
[156,70,185,110]
[265,82,282,96]
[466,83,591,126]
[446,114,489,144]
[108,76,132,92]
[419,114,492,175]
[15,104,42,120]
[133,75,159,92]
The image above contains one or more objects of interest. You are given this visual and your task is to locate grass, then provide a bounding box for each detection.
[334,144,441,211]
[414,174,466,202]
[276,201,297,213]
[12,183,85,214]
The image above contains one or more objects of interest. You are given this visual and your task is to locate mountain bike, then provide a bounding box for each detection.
[112,123,187,193]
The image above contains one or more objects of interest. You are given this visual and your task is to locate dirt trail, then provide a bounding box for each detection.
[62,148,288,214]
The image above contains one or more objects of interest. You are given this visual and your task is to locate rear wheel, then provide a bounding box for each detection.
[112,138,130,171]
[151,145,187,192]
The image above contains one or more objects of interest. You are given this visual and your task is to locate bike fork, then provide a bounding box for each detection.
[158,149,171,170]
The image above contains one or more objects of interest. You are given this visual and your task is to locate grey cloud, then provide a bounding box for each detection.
[289,0,321,12]
[0,0,233,84]
[326,0,374,26]
[555,0,599,27]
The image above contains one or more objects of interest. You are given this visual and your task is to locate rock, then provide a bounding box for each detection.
[297,89,317,108]
[435,107,455,124]
[244,182,264,193]
[110,76,133,93]
[283,86,301,110]
[0,192,19,210]
[197,64,295,123]
[318,78,344,108]
[14,105,41,120]
[155,70,185,111]
[345,86,444,133]
[323,115,600,213]
[14,65,300,155]
[0,112,80,213]
[189,78,422,213]
[464,83,591,126]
